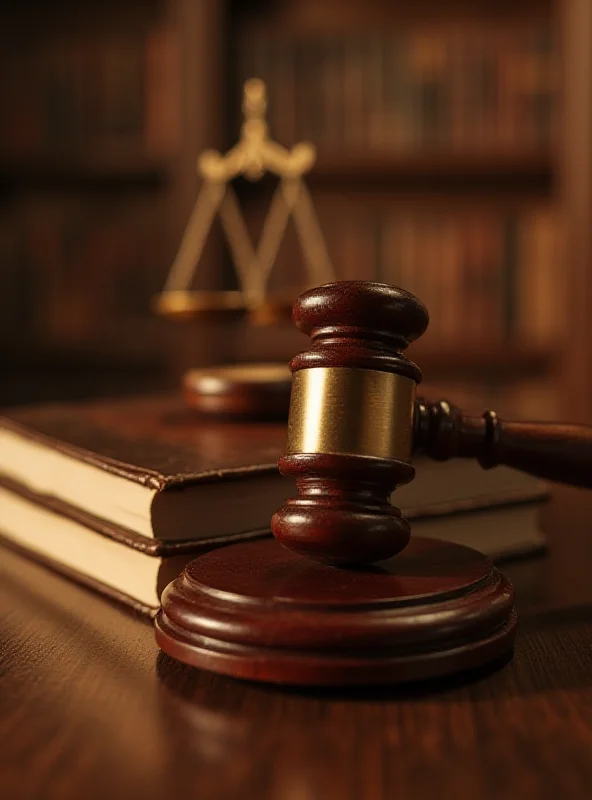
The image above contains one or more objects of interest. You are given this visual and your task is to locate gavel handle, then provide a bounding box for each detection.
[413,399,592,489]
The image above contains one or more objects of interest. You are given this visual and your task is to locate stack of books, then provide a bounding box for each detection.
[0,393,548,616]
[258,199,563,350]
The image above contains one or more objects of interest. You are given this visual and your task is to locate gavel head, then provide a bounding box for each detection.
[271,281,429,566]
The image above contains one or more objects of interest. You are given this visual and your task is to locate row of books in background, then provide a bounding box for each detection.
[0,191,562,356]
[238,23,557,152]
[258,200,563,347]
[329,205,563,346]
[0,196,166,352]
[0,26,178,163]
[0,19,557,162]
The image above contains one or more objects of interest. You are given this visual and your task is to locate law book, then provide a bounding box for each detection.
[0,394,289,544]
[0,468,547,618]
[0,480,271,618]
[0,483,198,618]
[0,393,548,617]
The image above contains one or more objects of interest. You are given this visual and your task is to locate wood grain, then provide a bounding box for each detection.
[1,485,592,799]
[415,398,592,488]
[156,536,516,685]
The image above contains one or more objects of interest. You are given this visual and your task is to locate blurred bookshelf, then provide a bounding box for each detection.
[230,0,567,421]
[0,0,228,405]
[0,0,587,423]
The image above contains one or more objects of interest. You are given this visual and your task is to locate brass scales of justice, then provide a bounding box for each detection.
[153,78,336,419]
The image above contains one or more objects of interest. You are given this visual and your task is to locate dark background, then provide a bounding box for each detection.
[0,0,588,423]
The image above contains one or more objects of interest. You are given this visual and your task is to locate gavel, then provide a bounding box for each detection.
[156,279,592,686]
[272,280,592,566]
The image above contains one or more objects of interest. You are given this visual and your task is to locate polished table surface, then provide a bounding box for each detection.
[2,485,592,800]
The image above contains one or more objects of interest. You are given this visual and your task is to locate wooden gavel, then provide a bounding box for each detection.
[272,281,592,566]
[159,279,582,685]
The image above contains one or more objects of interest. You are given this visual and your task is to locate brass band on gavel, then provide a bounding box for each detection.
[285,367,416,463]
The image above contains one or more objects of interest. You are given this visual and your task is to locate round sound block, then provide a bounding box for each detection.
[182,362,292,420]
[155,537,516,686]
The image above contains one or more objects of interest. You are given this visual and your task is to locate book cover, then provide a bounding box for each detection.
[0,394,288,543]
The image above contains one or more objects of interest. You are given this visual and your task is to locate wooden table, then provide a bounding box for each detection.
[1,485,592,800]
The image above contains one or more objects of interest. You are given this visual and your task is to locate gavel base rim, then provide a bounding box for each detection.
[155,536,516,686]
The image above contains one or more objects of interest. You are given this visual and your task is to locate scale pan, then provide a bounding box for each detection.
[152,290,248,323]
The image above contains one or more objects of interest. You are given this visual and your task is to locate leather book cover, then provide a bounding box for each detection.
[0,393,289,545]
[1,393,287,490]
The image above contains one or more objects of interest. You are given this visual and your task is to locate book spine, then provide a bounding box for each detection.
[144,25,180,158]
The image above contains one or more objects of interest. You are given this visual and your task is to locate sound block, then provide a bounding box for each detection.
[182,363,291,420]
[155,536,516,686]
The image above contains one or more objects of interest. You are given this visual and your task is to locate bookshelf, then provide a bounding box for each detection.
[1,0,589,423]
[561,0,592,423]
[0,0,228,405]
[228,0,566,420]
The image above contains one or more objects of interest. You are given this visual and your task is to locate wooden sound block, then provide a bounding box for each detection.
[182,362,292,420]
[155,537,516,686]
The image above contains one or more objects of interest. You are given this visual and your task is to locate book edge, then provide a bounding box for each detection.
[0,475,272,555]
[0,532,158,620]
[0,416,280,490]
[404,487,550,520]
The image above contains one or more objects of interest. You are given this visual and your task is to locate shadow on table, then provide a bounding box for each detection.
[156,602,592,708]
